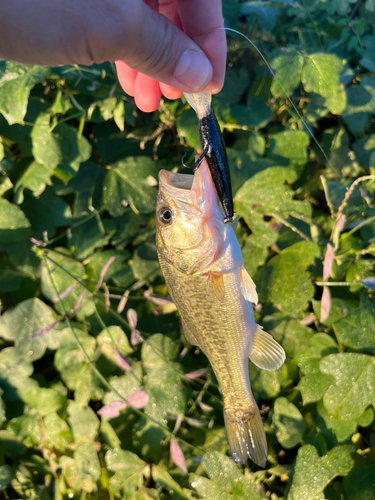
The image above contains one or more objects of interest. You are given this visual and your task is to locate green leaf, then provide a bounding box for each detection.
[0,198,31,243]
[270,49,304,97]
[231,97,272,128]
[31,113,91,181]
[67,401,99,440]
[113,99,125,132]
[103,157,159,216]
[152,465,191,499]
[267,130,310,165]
[234,168,312,232]
[177,108,201,150]
[21,187,72,239]
[288,444,354,500]
[43,413,74,451]
[142,334,188,423]
[0,298,60,361]
[320,353,375,422]
[0,62,47,124]
[0,464,12,491]
[12,159,52,204]
[105,448,149,496]
[21,387,66,416]
[249,363,281,400]
[69,217,117,259]
[60,442,101,493]
[256,242,320,314]
[332,297,375,352]
[342,77,375,134]
[272,397,305,448]
[343,465,375,500]
[191,451,264,500]
[131,243,160,283]
[0,347,36,401]
[301,54,344,98]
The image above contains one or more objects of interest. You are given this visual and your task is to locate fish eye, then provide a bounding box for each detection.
[159,207,173,224]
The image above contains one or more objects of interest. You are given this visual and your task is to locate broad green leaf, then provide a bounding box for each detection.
[256,242,320,314]
[343,465,375,500]
[131,243,160,283]
[296,334,338,405]
[342,77,375,134]
[270,49,304,97]
[231,97,272,128]
[301,54,344,98]
[60,442,101,493]
[12,160,52,204]
[191,451,264,500]
[320,353,375,422]
[0,298,60,361]
[113,99,125,131]
[249,363,281,400]
[142,335,188,423]
[40,249,91,319]
[43,413,74,451]
[21,187,72,239]
[235,167,311,231]
[288,444,354,500]
[103,156,159,216]
[87,249,133,289]
[8,414,41,447]
[177,108,201,150]
[152,464,191,499]
[267,130,309,165]
[0,347,36,401]
[0,198,31,243]
[332,297,375,352]
[0,62,47,124]
[21,387,66,416]
[31,113,91,181]
[105,449,149,496]
[69,217,117,259]
[272,397,305,448]
[103,363,143,404]
[0,465,12,490]
[67,401,99,440]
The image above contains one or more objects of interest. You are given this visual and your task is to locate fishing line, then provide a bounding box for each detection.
[221,26,337,175]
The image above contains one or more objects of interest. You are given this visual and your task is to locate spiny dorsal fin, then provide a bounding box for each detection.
[207,272,225,302]
[240,265,258,304]
[249,325,286,371]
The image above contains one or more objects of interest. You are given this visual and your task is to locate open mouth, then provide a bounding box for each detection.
[158,170,194,192]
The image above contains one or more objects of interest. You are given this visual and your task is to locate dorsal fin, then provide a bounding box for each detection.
[240,265,258,304]
[249,325,286,371]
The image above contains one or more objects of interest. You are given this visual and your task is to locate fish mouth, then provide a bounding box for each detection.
[158,170,194,192]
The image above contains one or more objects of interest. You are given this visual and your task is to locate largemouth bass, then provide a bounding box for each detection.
[183,91,233,223]
[155,159,285,467]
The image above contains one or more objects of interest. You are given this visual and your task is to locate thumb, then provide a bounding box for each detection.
[119,2,213,93]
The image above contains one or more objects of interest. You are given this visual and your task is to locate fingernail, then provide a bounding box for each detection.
[174,50,212,91]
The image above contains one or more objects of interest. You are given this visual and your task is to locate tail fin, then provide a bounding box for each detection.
[224,402,267,467]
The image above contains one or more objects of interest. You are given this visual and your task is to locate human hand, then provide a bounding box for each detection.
[115,0,227,112]
[0,0,226,113]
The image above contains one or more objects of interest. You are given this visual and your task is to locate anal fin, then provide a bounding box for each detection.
[249,325,286,371]
[240,265,258,304]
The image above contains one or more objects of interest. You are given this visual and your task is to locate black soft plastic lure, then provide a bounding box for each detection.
[183,92,233,223]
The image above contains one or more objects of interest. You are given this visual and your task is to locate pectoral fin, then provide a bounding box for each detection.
[240,265,258,304]
[207,272,225,302]
[249,325,285,371]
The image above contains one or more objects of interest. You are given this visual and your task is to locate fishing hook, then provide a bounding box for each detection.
[181,145,209,171]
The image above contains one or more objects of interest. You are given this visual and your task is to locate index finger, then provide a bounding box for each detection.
[176,0,226,94]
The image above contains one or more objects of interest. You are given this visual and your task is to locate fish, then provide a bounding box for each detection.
[155,159,286,466]
[183,91,234,224]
